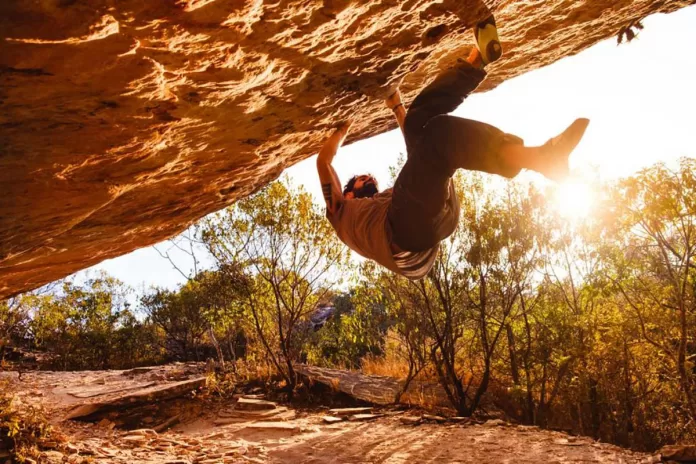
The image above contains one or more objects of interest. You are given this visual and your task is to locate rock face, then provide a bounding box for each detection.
[0,0,692,297]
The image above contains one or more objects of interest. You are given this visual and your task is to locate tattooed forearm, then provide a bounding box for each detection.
[322,183,333,206]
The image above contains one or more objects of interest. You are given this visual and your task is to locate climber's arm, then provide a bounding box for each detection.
[317,122,352,215]
[386,89,406,134]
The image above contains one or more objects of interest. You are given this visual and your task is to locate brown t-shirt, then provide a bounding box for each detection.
[326,188,438,280]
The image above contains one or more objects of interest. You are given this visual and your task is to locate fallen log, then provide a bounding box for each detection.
[295,365,450,408]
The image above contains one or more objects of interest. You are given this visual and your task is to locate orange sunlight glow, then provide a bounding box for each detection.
[554,180,594,219]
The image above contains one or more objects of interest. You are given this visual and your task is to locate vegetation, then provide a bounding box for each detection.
[4,161,696,451]
[200,181,349,390]
[0,382,55,463]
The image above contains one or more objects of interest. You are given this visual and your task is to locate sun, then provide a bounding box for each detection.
[554,180,594,219]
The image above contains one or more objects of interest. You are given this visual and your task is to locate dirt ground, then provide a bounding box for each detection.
[1,366,662,464]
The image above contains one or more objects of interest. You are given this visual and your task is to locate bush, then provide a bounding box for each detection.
[0,383,56,463]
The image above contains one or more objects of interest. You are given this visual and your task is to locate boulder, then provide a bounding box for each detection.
[65,377,206,420]
[660,445,696,462]
[1,0,691,298]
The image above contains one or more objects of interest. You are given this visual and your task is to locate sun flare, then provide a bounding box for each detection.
[554,180,594,219]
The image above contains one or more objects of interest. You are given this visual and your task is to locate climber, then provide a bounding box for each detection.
[316,14,589,280]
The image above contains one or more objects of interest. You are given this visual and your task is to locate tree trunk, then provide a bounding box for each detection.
[208,324,225,370]
[506,324,520,385]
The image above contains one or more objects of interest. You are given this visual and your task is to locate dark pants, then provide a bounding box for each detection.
[388,61,523,252]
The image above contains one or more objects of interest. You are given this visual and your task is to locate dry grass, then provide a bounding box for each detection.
[233,359,277,383]
[360,354,410,379]
[360,332,413,379]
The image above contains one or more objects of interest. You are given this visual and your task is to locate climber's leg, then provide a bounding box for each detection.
[402,14,503,141]
[388,15,589,252]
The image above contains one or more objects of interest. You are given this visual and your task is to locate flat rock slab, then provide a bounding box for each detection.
[235,397,277,411]
[322,416,344,424]
[65,377,206,420]
[65,382,157,398]
[244,422,302,434]
[328,407,373,417]
[232,407,287,417]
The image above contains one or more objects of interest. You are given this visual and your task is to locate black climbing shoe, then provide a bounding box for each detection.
[474,15,503,65]
[541,118,590,181]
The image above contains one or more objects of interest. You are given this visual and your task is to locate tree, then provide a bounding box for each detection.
[606,159,696,419]
[0,297,30,361]
[141,282,211,362]
[307,271,389,369]
[201,179,348,389]
[29,273,146,370]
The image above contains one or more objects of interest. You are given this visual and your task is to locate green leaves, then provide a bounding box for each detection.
[199,177,350,386]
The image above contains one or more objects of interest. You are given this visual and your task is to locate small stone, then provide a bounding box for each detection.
[322,416,343,424]
[235,398,277,411]
[483,419,506,427]
[65,443,79,454]
[422,414,447,423]
[450,417,470,423]
[399,416,422,425]
[327,407,372,417]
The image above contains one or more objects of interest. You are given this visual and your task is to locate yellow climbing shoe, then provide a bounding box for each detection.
[474,15,503,65]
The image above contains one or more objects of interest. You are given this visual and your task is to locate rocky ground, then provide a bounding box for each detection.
[0,365,684,463]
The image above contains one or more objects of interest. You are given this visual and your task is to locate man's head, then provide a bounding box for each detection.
[343,174,379,199]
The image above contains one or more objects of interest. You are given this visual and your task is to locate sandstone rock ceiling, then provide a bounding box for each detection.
[0,0,693,298]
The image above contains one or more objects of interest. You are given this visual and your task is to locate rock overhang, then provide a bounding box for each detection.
[1,0,693,298]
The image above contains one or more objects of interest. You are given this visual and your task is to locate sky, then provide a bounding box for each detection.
[76,5,696,294]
